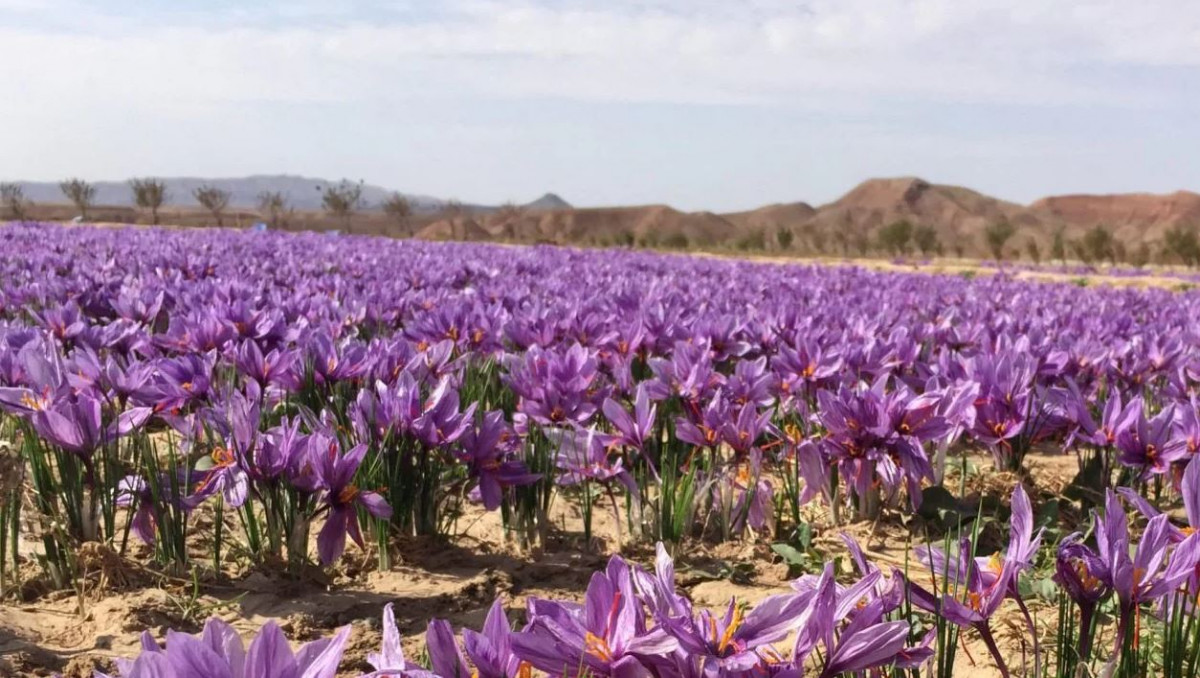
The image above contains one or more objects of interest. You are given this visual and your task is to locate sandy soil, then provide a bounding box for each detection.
[0,448,1083,677]
[694,251,1200,291]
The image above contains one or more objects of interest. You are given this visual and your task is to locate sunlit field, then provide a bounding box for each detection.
[2,221,1200,678]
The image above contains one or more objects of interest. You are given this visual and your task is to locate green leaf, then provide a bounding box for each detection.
[771,542,806,566]
[1035,498,1059,531]
[795,522,813,550]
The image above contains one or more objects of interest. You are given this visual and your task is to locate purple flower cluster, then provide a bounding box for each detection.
[94,542,934,678]
[2,221,1200,569]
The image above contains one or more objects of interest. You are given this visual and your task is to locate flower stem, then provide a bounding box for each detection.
[977,623,1012,678]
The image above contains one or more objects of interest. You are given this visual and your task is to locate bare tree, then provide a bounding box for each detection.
[913,225,939,257]
[257,191,290,230]
[1163,225,1200,267]
[0,183,31,221]
[381,192,413,235]
[983,220,1016,261]
[1081,224,1115,264]
[809,228,828,255]
[130,178,169,225]
[877,220,913,255]
[59,178,96,220]
[440,199,466,220]
[496,201,524,221]
[1051,227,1067,264]
[1025,237,1041,264]
[320,179,365,230]
[193,185,231,227]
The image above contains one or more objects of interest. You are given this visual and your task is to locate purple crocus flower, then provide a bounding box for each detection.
[310,441,393,565]
[906,485,1042,676]
[549,426,629,487]
[636,544,809,677]
[116,475,158,545]
[1115,405,1186,477]
[462,599,527,678]
[145,352,217,413]
[633,542,691,624]
[1119,453,1200,544]
[815,380,941,510]
[184,442,250,511]
[1053,533,1109,661]
[31,393,152,458]
[459,410,538,511]
[306,332,370,385]
[658,590,809,677]
[720,402,775,455]
[511,556,677,678]
[97,617,350,678]
[427,619,471,678]
[367,603,428,675]
[0,341,66,414]
[601,383,656,452]
[1094,489,1200,646]
[788,564,922,678]
[411,377,476,448]
[675,391,730,450]
[772,338,842,403]
[507,343,603,426]
[234,339,300,391]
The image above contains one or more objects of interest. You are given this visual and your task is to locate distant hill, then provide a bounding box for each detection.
[8,173,1200,258]
[1029,191,1200,245]
[525,193,572,212]
[722,202,817,232]
[10,175,570,214]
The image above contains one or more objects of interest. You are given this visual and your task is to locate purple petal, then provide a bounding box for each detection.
[825,620,910,675]
[244,622,297,678]
[202,618,245,674]
[125,652,174,678]
[427,619,470,678]
[166,630,233,678]
[357,491,393,520]
[317,508,348,566]
[297,625,351,678]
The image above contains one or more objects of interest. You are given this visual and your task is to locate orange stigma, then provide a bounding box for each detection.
[717,605,745,653]
[338,484,361,505]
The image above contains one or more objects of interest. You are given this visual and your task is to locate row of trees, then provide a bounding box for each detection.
[7,181,1193,267]
[757,219,1199,268]
[0,178,422,232]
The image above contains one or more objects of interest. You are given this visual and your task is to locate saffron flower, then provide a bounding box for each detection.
[309,440,393,565]
[510,556,677,678]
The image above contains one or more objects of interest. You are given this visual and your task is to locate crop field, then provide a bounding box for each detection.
[2,221,1200,677]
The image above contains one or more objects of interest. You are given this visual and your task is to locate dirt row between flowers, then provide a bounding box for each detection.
[0,449,1080,678]
[692,251,1200,291]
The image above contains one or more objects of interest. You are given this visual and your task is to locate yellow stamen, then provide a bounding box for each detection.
[19,393,43,411]
[718,605,744,653]
[986,552,1003,576]
[584,632,614,662]
[211,447,235,466]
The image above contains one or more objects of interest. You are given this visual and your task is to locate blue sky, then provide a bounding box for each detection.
[1,0,1198,211]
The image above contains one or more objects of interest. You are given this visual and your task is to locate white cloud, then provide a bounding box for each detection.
[1,0,1198,207]
[1,0,1198,114]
